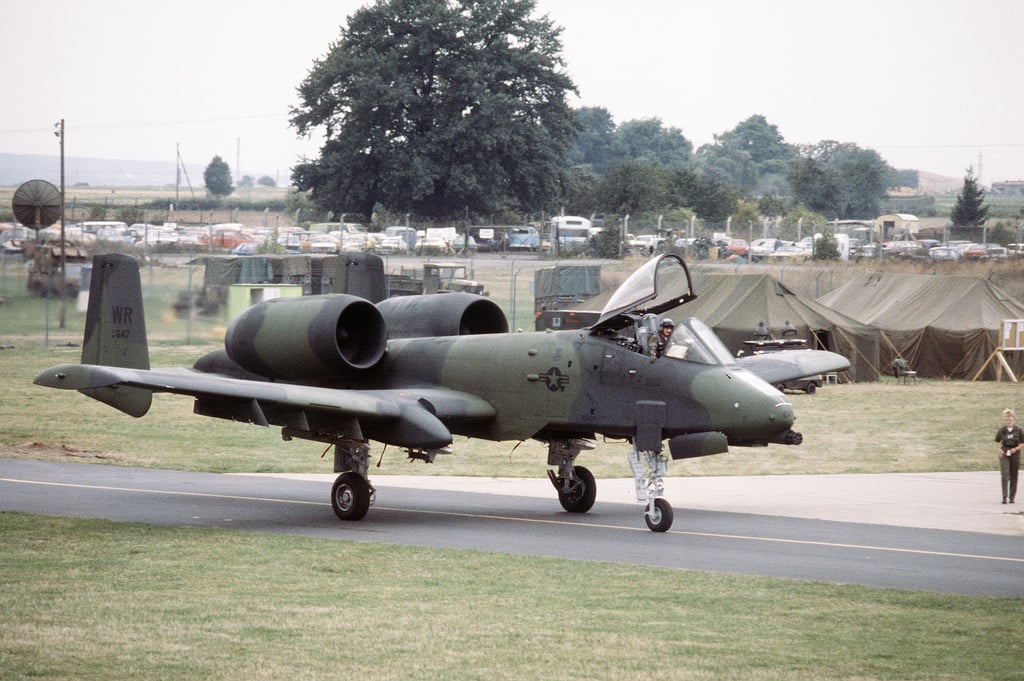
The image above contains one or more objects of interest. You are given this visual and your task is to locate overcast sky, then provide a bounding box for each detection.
[2,0,1022,185]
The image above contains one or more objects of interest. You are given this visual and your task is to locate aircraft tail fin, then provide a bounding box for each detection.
[79,254,152,416]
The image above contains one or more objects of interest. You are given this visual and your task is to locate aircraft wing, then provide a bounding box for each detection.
[734,350,850,385]
[34,363,495,450]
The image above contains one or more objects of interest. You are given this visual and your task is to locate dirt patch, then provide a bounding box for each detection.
[0,441,122,463]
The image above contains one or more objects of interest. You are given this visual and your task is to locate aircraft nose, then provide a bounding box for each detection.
[773,397,795,429]
[719,370,796,440]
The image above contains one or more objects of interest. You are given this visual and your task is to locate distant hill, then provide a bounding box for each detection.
[0,153,204,188]
[2,151,964,196]
[916,171,962,195]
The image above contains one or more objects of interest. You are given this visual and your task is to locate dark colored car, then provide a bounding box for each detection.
[776,374,823,394]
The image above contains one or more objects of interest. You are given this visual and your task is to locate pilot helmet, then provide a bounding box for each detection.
[660,318,675,328]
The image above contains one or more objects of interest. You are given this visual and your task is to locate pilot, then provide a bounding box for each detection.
[753,321,770,340]
[648,318,674,362]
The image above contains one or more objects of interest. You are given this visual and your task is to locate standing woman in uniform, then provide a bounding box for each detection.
[995,408,1022,504]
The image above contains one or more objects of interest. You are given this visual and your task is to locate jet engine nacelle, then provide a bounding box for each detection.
[225,294,387,380]
[376,292,508,338]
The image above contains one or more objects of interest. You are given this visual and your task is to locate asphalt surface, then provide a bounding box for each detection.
[1,458,1022,598]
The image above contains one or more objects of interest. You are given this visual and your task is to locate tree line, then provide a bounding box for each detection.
[194,0,982,237]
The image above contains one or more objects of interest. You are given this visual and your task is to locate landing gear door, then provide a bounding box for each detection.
[634,400,666,452]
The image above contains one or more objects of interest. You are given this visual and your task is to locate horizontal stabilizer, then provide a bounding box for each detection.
[34,363,152,417]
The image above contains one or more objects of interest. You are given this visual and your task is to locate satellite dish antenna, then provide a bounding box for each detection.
[12,179,62,230]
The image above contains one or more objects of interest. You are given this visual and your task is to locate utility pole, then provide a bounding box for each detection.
[55,118,66,329]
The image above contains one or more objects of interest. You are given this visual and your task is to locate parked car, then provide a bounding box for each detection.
[884,240,928,258]
[417,234,450,255]
[378,226,417,254]
[765,245,810,262]
[308,233,341,254]
[725,238,749,257]
[628,234,665,255]
[928,246,961,261]
[749,238,783,261]
[776,374,823,394]
[342,233,377,253]
[960,243,990,260]
[450,234,477,253]
[377,235,409,255]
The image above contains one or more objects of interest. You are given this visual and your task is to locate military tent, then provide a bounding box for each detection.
[817,273,1024,380]
[578,270,880,381]
[677,273,881,382]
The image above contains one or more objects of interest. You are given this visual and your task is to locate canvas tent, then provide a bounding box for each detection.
[817,273,1024,380]
[676,273,881,382]
[581,271,880,381]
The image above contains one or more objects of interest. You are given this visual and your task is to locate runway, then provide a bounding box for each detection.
[2,458,1022,598]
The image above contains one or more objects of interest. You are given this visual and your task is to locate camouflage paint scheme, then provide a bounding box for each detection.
[35,253,849,531]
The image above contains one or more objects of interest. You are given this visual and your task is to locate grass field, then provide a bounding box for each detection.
[3,254,1023,680]
[1,513,1021,681]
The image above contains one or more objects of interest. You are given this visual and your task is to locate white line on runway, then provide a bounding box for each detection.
[3,476,1022,566]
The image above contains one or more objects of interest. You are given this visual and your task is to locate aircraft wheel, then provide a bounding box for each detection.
[645,497,674,532]
[331,472,371,521]
[557,465,597,513]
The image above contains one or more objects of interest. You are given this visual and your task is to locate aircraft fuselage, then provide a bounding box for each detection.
[372,329,795,446]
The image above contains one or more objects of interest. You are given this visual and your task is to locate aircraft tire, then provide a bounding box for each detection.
[331,472,371,521]
[557,465,597,513]
[645,497,673,532]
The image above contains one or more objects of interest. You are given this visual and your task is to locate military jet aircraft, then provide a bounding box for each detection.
[35,253,849,531]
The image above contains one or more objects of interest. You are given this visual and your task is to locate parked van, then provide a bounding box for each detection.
[507,226,540,251]
[549,215,592,254]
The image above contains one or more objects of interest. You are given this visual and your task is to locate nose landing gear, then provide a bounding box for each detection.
[628,443,674,532]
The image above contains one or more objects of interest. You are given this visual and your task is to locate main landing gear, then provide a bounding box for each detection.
[546,438,674,532]
[546,438,597,514]
[331,443,374,521]
[329,440,449,521]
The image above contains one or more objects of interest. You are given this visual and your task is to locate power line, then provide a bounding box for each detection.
[0,112,291,136]
[872,142,1024,150]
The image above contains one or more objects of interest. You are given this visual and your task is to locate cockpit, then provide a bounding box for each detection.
[590,253,733,366]
[661,318,735,365]
[633,313,734,365]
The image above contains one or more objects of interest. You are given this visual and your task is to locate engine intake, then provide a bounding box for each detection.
[376,292,508,338]
[225,294,387,380]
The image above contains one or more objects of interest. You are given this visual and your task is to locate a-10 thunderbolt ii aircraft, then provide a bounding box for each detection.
[35,252,849,531]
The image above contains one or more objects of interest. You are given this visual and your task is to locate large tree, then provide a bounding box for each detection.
[290,0,578,219]
[788,141,892,219]
[610,118,692,170]
[597,160,672,214]
[697,114,792,196]
[568,106,617,172]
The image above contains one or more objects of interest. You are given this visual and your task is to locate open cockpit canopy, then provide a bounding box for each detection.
[591,253,696,332]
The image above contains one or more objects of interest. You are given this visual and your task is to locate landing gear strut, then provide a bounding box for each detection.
[628,442,674,532]
[331,442,375,521]
[546,438,597,513]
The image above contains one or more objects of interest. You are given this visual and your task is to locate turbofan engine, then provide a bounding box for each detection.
[376,292,508,338]
[222,294,388,380]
